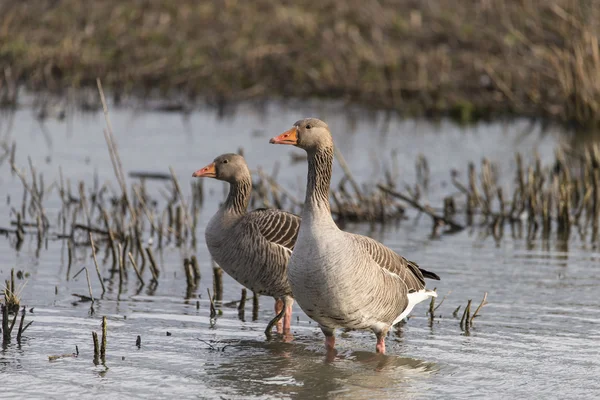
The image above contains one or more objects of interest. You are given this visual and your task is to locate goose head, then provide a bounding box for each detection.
[192,153,250,184]
[269,117,332,152]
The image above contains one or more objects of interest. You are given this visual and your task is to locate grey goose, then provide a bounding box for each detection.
[269,118,440,354]
[193,153,299,335]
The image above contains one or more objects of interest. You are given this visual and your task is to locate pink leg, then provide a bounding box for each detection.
[325,335,336,350]
[274,299,284,334]
[324,335,337,362]
[283,303,293,333]
[376,336,386,354]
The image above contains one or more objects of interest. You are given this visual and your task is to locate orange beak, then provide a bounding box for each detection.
[269,127,298,145]
[192,162,216,178]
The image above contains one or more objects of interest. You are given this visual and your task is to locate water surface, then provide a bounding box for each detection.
[0,101,598,399]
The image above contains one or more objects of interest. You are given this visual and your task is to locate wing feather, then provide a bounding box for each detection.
[350,234,439,291]
[246,208,301,250]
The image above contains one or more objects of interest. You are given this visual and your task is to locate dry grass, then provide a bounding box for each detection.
[1,0,600,124]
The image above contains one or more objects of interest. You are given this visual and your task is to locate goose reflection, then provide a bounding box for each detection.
[198,338,437,399]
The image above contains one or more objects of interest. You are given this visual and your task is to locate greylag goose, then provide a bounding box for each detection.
[269,118,440,354]
[192,153,300,335]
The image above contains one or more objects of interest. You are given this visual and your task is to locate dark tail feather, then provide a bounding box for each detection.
[419,268,440,280]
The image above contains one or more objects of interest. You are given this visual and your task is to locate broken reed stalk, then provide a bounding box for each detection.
[101,208,118,268]
[453,305,462,318]
[84,267,94,303]
[117,243,124,287]
[169,166,192,241]
[469,292,488,327]
[190,255,200,281]
[15,212,24,243]
[134,228,146,270]
[434,291,450,312]
[133,185,164,239]
[128,252,145,286]
[10,268,15,300]
[121,236,129,278]
[16,306,32,343]
[238,288,247,311]
[100,316,107,361]
[460,299,473,330]
[89,233,106,293]
[207,288,217,319]
[7,305,18,340]
[145,247,159,281]
[66,239,73,281]
[183,258,194,288]
[252,291,259,321]
[92,331,100,364]
[428,287,437,319]
[96,78,135,219]
[1,304,9,342]
[378,184,464,232]
[212,263,223,302]
[17,307,33,342]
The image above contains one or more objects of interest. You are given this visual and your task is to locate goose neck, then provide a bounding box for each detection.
[304,146,333,216]
[223,177,251,215]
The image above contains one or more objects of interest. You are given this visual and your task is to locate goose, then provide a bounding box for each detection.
[193,153,300,335]
[269,118,440,354]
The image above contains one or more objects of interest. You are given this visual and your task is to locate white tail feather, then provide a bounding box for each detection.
[393,289,437,325]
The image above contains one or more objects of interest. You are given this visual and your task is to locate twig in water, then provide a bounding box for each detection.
[145,247,159,281]
[100,316,107,361]
[84,267,94,304]
[428,287,437,318]
[89,233,106,293]
[17,306,33,343]
[190,255,201,281]
[212,262,223,302]
[96,79,135,219]
[169,166,192,240]
[207,288,217,319]
[66,239,73,281]
[117,243,124,288]
[196,338,232,352]
[434,291,452,312]
[469,292,488,327]
[183,258,194,288]
[378,184,464,232]
[460,300,473,330]
[100,208,117,268]
[238,289,247,312]
[128,252,145,286]
[452,305,461,318]
[92,331,100,364]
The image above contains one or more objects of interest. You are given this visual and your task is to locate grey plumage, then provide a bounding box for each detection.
[270,118,439,353]
[195,153,299,332]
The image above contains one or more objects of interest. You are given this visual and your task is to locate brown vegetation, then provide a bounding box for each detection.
[1,1,600,125]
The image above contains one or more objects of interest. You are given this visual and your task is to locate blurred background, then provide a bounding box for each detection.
[1,1,600,399]
[1,0,600,125]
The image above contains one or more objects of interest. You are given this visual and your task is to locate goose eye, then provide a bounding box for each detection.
[306,124,312,129]
[223,160,229,164]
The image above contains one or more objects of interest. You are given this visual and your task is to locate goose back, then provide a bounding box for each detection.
[206,207,300,298]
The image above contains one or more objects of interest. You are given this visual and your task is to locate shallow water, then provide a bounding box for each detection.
[1,101,599,399]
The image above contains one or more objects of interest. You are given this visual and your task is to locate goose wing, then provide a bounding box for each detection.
[350,234,439,291]
[246,208,301,251]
